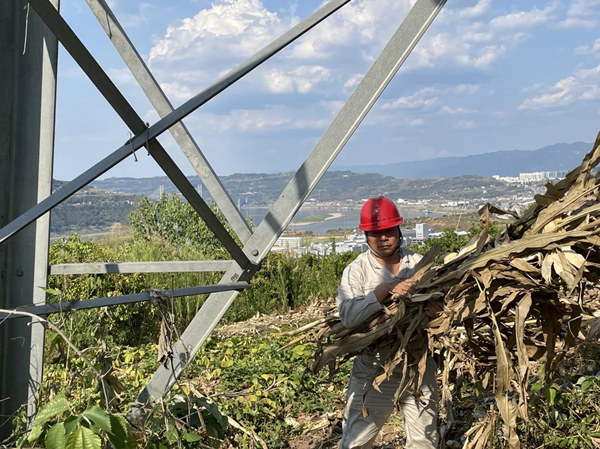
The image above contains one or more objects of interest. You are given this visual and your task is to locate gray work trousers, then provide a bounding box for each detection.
[339,355,439,449]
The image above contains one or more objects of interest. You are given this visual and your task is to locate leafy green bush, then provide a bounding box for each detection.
[183,334,350,447]
[22,394,135,449]
[226,251,356,322]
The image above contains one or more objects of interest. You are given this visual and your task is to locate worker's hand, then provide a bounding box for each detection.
[376,278,418,303]
[390,278,419,298]
[424,300,444,320]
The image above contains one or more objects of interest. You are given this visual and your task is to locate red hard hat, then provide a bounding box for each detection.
[359,196,403,231]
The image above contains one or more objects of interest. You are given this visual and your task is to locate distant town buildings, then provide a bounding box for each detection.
[415,223,429,242]
[493,170,568,184]
[273,223,451,256]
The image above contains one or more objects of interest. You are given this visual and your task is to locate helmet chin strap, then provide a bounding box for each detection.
[368,245,399,259]
[366,229,403,259]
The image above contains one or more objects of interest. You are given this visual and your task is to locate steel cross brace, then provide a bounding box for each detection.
[86,0,254,244]
[10,0,249,269]
[131,0,447,417]
[0,0,348,263]
[0,282,250,320]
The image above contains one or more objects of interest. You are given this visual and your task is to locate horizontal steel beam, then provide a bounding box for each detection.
[49,260,234,275]
[0,282,249,319]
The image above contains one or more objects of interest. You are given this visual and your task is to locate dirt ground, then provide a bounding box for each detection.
[286,414,407,449]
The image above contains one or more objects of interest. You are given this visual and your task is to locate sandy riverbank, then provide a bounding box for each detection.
[288,212,344,227]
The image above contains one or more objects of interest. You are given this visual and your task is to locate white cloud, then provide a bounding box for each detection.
[489,5,554,29]
[440,105,474,114]
[519,76,577,110]
[380,88,438,110]
[455,0,491,19]
[410,3,554,70]
[147,0,293,88]
[144,0,558,112]
[519,64,600,110]
[557,0,600,28]
[159,82,194,102]
[106,68,136,85]
[455,120,476,129]
[453,84,480,94]
[344,73,364,89]
[193,103,332,133]
[574,38,600,55]
[264,65,330,93]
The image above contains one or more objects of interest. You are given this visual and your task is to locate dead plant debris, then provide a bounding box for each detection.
[299,133,600,449]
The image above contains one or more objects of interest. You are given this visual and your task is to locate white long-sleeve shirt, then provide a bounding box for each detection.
[336,248,422,329]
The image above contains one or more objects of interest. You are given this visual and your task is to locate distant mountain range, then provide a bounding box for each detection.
[334,142,591,178]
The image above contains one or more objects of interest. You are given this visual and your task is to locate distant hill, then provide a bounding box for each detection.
[50,182,139,236]
[89,141,591,204]
[90,172,537,207]
[335,142,590,178]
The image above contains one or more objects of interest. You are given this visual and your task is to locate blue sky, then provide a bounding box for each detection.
[52,0,600,180]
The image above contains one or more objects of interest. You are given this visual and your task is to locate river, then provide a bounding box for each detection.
[240,205,441,234]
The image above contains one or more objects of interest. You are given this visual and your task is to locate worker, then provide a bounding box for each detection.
[337,196,439,448]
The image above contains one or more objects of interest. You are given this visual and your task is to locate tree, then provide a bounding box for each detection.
[128,192,239,259]
[412,229,469,255]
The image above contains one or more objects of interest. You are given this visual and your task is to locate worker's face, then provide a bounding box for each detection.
[366,226,400,258]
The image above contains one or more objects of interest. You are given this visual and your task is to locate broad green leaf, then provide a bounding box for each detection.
[40,286,62,296]
[547,386,557,406]
[199,398,228,430]
[63,415,80,434]
[32,394,69,427]
[581,379,593,391]
[165,424,179,444]
[106,415,136,449]
[65,426,102,449]
[82,407,111,433]
[45,422,67,449]
[28,395,70,442]
[530,381,544,392]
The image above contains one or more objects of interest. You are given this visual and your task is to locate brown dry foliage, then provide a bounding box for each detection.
[305,133,600,449]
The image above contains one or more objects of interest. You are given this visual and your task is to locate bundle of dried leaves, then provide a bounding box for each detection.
[305,134,600,449]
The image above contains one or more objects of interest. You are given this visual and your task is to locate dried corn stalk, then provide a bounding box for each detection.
[308,133,600,449]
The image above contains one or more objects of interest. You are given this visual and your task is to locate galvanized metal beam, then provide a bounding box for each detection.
[86,0,252,244]
[132,0,447,415]
[49,260,234,275]
[0,0,58,438]
[0,282,250,319]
